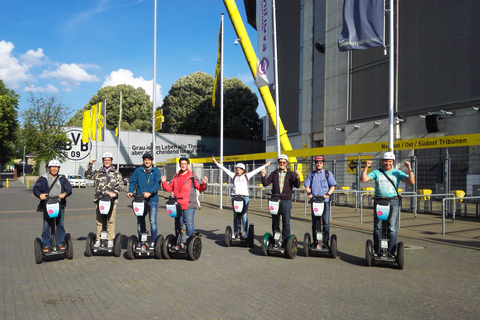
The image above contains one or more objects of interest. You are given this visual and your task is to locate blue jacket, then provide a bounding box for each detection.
[33,174,73,208]
[128,166,161,202]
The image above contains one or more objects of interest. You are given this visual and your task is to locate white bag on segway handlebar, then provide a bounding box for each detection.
[45,199,60,218]
[233,197,245,214]
[132,198,147,217]
[375,200,391,221]
[268,199,281,215]
[312,199,325,217]
[166,199,182,218]
[98,197,113,215]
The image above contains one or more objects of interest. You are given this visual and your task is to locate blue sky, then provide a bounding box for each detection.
[0,0,265,119]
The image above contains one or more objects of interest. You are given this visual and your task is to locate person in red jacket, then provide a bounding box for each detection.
[161,157,208,242]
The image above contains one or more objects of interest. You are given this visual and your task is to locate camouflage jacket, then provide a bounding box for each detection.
[85,163,124,201]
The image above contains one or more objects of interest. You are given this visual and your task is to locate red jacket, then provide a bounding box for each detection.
[162,169,206,210]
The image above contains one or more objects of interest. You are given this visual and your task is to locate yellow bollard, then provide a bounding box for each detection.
[78,181,81,188]
[6,178,9,188]
[27,180,29,189]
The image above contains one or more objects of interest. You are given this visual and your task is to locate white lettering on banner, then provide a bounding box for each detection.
[131,144,215,156]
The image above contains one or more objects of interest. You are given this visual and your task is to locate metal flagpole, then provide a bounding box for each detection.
[152,0,157,163]
[116,91,122,170]
[220,13,224,210]
[388,0,394,152]
[272,0,281,157]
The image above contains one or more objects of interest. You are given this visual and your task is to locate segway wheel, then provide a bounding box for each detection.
[113,233,122,257]
[365,239,373,267]
[247,225,255,248]
[126,235,137,260]
[224,226,232,247]
[261,233,271,256]
[65,233,74,260]
[34,238,43,264]
[162,234,175,260]
[154,235,164,259]
[285,235,298,259]
[187,236,202,261]
[85,232,95,257]
[303,233,311,257]
[330,234,337,259]
[396,242,405,270]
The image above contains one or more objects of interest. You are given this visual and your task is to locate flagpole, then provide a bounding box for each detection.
[272,0,281,157]
[388,0,394,152]
[152,0,157,164]
[117,91,122,170]
[220,13,224,210]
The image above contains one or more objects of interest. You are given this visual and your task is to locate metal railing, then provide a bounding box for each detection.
[442,196,480,235]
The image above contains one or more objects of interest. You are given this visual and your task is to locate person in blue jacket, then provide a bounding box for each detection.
[127,153,161,249]
[33,159,73,252]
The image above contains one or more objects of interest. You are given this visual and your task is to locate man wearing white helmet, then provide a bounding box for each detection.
[360,151,415,257]
[33,159,73,252]
[261,154,301,242]
[212,156,271,238]
[85,152,124,247]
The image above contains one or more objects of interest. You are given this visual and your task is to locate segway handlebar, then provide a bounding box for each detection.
[164,196,183,200]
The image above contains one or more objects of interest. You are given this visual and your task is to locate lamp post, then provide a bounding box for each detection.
[23,146,26,184]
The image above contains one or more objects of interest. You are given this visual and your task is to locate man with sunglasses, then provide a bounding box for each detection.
[261,154,301,242]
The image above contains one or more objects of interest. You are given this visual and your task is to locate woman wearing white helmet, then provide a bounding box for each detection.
[212,156,271,238]
[33,159,73,252]
[85,152,124,248]
[360,151,415,257]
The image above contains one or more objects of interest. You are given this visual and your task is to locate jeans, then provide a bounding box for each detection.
[373,198,399,255]
[42,207,65,247]
[176,208,196,242]
[278,199,292,241]
[137,201,158,242]
[232,196,249,235]
[311,201,331,243]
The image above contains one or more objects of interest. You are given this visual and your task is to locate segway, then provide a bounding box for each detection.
[34,196,73,264]
[162,196,202,261]
[261,194,297,259]
[303,195,337,258]
[224,195,254,248]
[85,195,122,257]
[365,198,404,269]
[126,195,164,259]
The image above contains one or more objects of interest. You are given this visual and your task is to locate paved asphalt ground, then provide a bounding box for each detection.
[1,178,480,319]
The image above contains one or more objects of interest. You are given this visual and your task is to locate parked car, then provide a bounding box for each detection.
[68,174,87,188]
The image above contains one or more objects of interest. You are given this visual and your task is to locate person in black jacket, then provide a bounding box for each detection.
[261,154,301,241]
[33,159,73,252]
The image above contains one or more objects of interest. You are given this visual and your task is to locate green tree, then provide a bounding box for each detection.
[67,84,153,132]
[0,80,20,165]
[161,72,262,140]
[22,89,72,166]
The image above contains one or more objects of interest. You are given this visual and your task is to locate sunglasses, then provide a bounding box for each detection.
[278,161,287,164]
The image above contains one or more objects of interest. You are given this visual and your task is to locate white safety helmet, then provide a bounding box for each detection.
[102,152,113,160]
[236,163,246,170]
[382,152,395,161]
[48,159,61,168]
[277,154,288,162]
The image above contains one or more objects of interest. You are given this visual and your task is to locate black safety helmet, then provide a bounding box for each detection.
[179,156,190,164]
[142,153,154,160]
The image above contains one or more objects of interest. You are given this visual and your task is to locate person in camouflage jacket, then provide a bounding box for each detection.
[85,152,124,247]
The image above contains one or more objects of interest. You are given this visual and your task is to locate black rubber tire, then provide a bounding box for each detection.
[225,226,232,247]
[396,242,405,270]
[126,235,137,260]
[34,238,43,264]
[303,233,311,257]
[162,234,175,260]
[247,225,255,248]
[366,239,373,267]
[285,235,298,259]
[330,234,337,259]
[65,233,74,260]
[261,233,271,256]
[113,233,122,257]
[154,235,164,259]
[85,232,95,257]
[187,236,202,261]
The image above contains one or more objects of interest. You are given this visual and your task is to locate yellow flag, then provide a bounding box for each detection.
[90,104,97,141]
[116,93,122,137]
[97,101,105,141]
[82,110,90,143]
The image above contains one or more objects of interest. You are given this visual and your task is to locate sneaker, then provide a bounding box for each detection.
[388,253,396,259]
[232,232,237,239]
[107,241,114,248]
[244,232,248,239]
[149,242,155,250]
[94,241,101,247]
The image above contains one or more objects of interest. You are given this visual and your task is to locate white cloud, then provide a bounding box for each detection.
[103,69,163,107]
[21,48,46,68]
[0,40,32,89]
[24,84,59,94]
[40,63,100,88]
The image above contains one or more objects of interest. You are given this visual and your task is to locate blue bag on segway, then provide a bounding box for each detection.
[166,198,182,218]
[98,196,114,216]
[374,198,392,221]
[233,195,246,214]
[132,197,148,217]
[45,198,60,218]
[311,197,325,217]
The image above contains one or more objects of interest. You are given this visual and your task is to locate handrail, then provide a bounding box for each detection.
[442,196,480,235]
